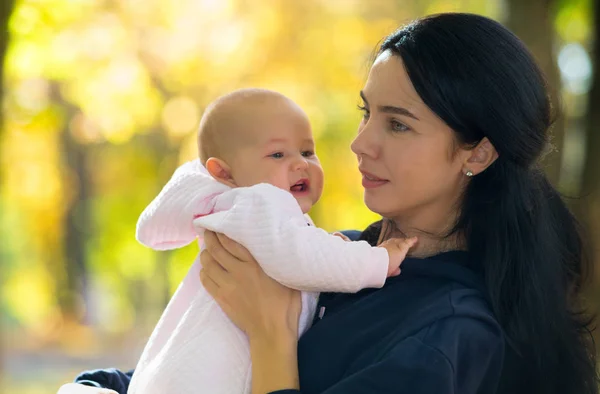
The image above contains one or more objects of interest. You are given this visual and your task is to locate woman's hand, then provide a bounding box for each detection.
[200,231,302,393]
[199,231,302,342]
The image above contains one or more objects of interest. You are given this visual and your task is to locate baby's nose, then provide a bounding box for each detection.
[293,157,309,171]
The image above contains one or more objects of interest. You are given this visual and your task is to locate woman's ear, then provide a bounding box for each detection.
[463,137,499,176]
[205,158,237,187]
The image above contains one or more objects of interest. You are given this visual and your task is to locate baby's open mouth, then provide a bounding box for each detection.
[290,179,310,193]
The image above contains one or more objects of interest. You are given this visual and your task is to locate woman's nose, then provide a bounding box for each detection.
[350,125,378,159]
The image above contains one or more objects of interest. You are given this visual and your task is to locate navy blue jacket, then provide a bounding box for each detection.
[76,228,504,393]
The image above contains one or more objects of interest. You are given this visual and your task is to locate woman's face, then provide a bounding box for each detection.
[351,50,469,226]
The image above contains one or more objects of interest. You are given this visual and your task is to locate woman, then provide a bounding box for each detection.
[65,13,598,394]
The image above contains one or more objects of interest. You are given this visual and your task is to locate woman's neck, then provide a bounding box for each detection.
[379,213,466,258]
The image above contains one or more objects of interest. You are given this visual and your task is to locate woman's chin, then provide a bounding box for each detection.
[363,195,391,217]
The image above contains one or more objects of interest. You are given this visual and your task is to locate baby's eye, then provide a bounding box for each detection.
[269,152,284,159]
[301,151,314,157]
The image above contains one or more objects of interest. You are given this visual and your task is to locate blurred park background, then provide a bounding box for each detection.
[1,0,599,392]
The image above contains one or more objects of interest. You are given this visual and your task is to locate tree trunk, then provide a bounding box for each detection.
[0,0,15,172]
[0,0,14,129]
[51,85,91,323]
[507,0,564,186]
[60,121,91,322]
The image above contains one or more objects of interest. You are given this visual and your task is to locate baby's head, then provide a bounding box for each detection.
[198,88,324,214]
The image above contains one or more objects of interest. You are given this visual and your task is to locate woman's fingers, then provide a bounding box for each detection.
[199,267,220,298]
[203,231,238,271]
[199,232,301,338]
[200,248,229,288]
[215,232,254,261]
[204,231,255,275]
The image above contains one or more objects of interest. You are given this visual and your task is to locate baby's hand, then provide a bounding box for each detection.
[332,232,351,242]
[57,383,118,394]
[380,237,418,277]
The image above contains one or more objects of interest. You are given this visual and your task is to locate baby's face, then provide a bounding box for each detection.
[228,102,324,214]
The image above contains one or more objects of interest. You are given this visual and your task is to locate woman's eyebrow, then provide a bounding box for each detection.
[360,90,420,121]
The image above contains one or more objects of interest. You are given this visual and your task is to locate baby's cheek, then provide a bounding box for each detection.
[266,175,291,192]
[313,168,325,194]
[235,166,271,187]
[311,180,324,204]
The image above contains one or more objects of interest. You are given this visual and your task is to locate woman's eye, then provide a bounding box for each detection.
[301,151,314,157]
[270,152,284,159]
[357,104,370,120]
[391,120,410,132]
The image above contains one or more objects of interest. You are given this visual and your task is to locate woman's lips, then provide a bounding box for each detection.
[360,170,389,189]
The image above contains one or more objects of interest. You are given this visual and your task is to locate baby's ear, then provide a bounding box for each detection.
[205,158,236,187]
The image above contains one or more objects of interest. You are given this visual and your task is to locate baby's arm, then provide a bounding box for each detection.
[136,159,229,250]
[194,184,415,293]
[335,232,417,277]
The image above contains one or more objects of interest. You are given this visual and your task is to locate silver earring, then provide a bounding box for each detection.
[465,170,474,177]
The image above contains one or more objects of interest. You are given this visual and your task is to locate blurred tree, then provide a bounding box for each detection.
[57,88,91,322]
[0,0,16,387]
[507,0,564,186]
[0,0,15,160]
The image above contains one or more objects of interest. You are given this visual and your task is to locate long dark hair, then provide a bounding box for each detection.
[380,13,598,393]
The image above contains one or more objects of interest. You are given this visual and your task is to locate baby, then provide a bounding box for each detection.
[127,88,416,394]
